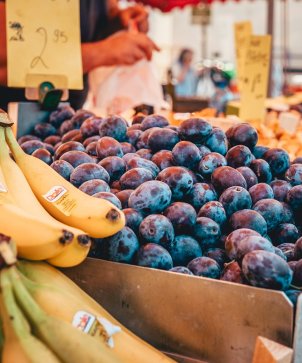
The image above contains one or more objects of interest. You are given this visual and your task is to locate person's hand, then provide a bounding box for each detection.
[119,5,149,33]
[101,31,159,65]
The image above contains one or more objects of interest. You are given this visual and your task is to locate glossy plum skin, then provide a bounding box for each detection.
[172,141,202,170]
[99,156,126,181]
[148,128,180,152]
[242,250,293,290]
[128,180,172,214]
[123,208,144,233]
[49,105,75,128]
[270,224,299,246]
[96,136,123,159]
[139,214,175,247]
[115,189,133,209]
[285,164,302,186]
[270,180,292,202]
[126,157,159,178]
[253,199,284,232]
[32,148,52,165]
[204,248,230,268]
[80,117,103,138]
[70,163,110,187]
[99,115,128,142]
[219,186,252,217]
[249,183,274,205]
[59,151,94,168]
[136,148,153,160]
[194,217,221,249]
[135,243,173,270]
[221,261,245,284]
[198,201,227,227]
[294,237,302,260]
[120,167,153,190]
[226,145,253,168]
[70,109,94,129]
[169,266,193,275]
[263,148,290,177]
[18,135,41,145]
[50,160,74,181]
[152,150,175,170]
[237,167,258,189]
[287,185,302,211]
[34,122,57,139]
[211,166,247,193]
[179,118,212,143]
[250,159,272,183]
[21,140,45,155]
[198,153,227,179]
[141,114,169,130]
[54,141,85,160]
[204,127,228,156]
[100,227,140,263]
[92,192,122,209]
[278,243,295,262]
[157,167,193,201]
[252,146,269,159]
[185,183,217,210]
[187,257,221,279]
[79,179,110,195]
[225,228,261,260]
[229,209,268,236]
[227,123,258,149]
[168,235,202,266]
[61,129,83,143]
[163,202,197,234]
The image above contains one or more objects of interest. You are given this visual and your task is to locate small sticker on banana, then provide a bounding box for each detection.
[43,186,76,216]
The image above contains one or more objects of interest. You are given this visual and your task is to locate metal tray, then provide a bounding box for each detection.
[64,258,294,363]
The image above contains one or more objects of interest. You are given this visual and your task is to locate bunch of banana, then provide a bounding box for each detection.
[0,245,175,363]
[5,126,126,238]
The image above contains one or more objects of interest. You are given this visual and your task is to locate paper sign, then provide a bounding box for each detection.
[279,112,301,135]
[234,21,252,92]
[239,35,271,121]
[6,0,83,90]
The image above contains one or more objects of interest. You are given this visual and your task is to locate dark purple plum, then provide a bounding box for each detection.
[141,115,169,130]
[226,145,253,168]
[274,247,287,261]
[288,261,298,273]
[115,189,133,209]
[285,289,302,308]
[169,266,193,275]
[281,202,295,224]
[59,120,74,136]
[136,127,159,149]
[253,199,284,232]
[165,125,178,132]
[44,135,61,146]
[18,135,40,145]
[148,128,180,152]
[294,237,302,260]
[132,115,145,125]
[43,143,55,156]
[183,168,199,184]
[80,116,103,138]
[187,257,221,279]
[204,127,228,156]
[139,214,174,248]
[61,129,83,143]
[157,167,193,200]
[171,141,201,170]
[194,217,221,249]
[135,243,173,270]
[270,180,292,202]
[250,159,272,183]
[70,109,94,129]
[85,141,97,156]
[111,180,121,191]
[242,250,293,290]
[168,235,202,266]
[270,224,299,246]
[198,201,227,227]
[127,129,142,146]
[21,140,45,155]
[54,141,85,160]
[164,202,197,234]
[96,137,123,159]
[136,148,153,160]
[211,166,247,193]
[120,168,153,190]
[225,228,261,260]
[285,164,302,186]
[198,152,227,179]
[127,157,159,178]
[59,151,95,168]
[123,208,143,233]
[50,160,74,180]
[229,209,267,236]
[278,243,296,262]
[83,135,100,148]
[128,124,143,131]
[287,185,302,211]
[249,183,274,205]
[34,122,57,139]
[252,145,269,159]
[92,192,122,209]
[292,156,302,164]
[100,227,139,263]
[227,123,258,149]
[99,115,128,142]
[99,156,126,181]
[79,179,110,195]
[31,148,52,165]
[220,261,244,283]
[219,186,252,217]
[185,183,217,210]
[128,180,172,214]
[54,142,62,152]
[198,145,211,158]
[293,260,302,286]
[49,105,75,128]
[120,142,136,154]
[237,167,258,189]
[263,148,290,177]
[152,150,174,170]
[179,118,212,143]
[204,248,230,268]
[70,163,110,187]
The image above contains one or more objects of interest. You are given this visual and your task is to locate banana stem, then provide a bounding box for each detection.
[5,127,23,160]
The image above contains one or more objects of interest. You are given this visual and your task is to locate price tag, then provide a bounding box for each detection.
[6,0,83,90]
[234,21,252,92]
[239,35,271,121]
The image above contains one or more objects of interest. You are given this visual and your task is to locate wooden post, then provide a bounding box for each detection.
[267,0,274,97]
[252,336,292,363]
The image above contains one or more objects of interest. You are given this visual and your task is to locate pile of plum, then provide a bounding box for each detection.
[19,106,302,304]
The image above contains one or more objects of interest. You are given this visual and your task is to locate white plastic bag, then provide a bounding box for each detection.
[89,59,165,115]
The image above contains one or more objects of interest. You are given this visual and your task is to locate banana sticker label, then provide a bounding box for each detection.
[0,182,7,193]
[43,186,76,216]
[72,311,121,348]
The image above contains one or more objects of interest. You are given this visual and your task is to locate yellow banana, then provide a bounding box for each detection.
[0,127,91,267]
[17,261,176,363]
[10,267,122,363]
[0,268,61,363]
[5,126,125,238]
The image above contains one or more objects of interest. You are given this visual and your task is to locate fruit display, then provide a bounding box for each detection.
[0,240,175,363]
[14,105,302,305]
